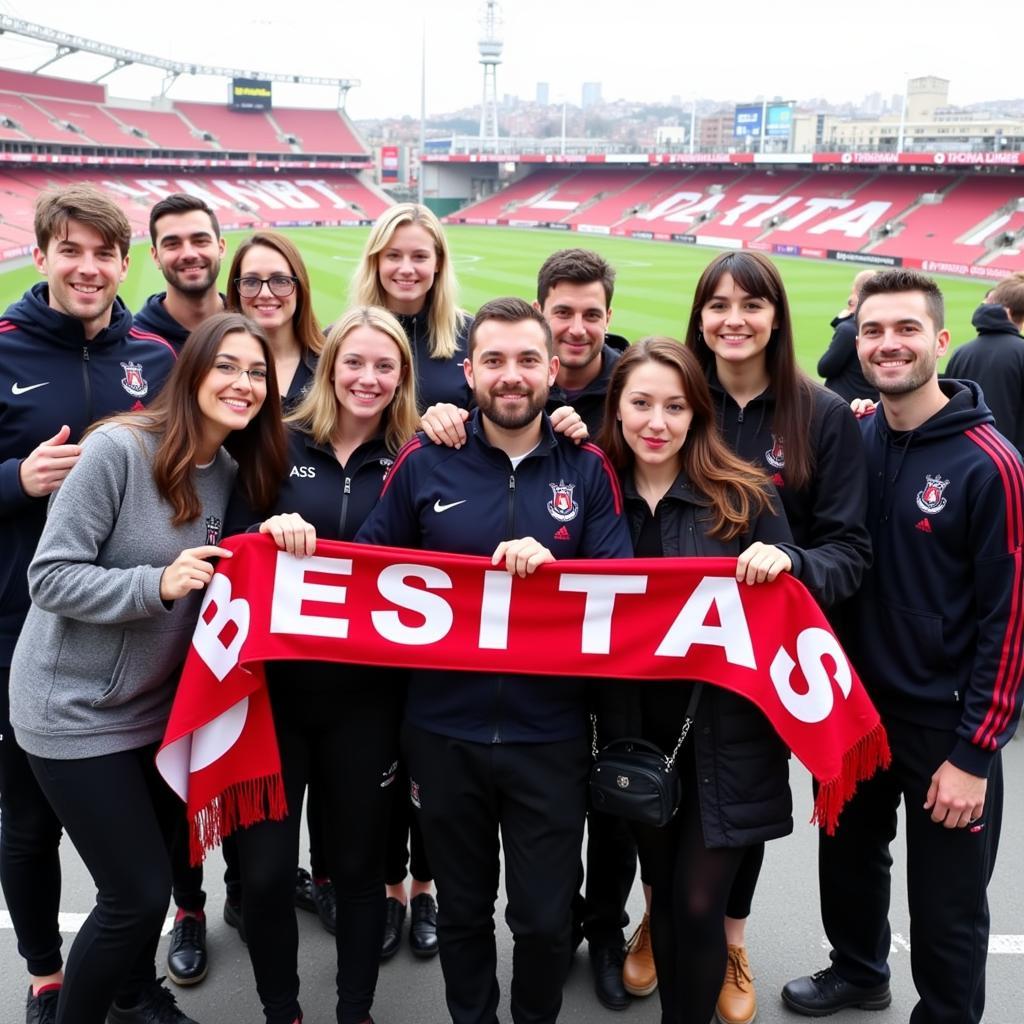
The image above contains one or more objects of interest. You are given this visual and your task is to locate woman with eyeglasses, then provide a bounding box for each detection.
[8,312,286,1024]
[227,231,324,413]
[225,306,420,1024]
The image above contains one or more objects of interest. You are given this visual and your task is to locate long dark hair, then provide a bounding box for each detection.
[97,312,287,524]
[684,251,817,490]
[598,337,774,541]
[226,231,323,358]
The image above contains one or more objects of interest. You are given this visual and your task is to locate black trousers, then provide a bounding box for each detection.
[819,717,1003,1024]
[0,667,64,976]
[234,676,399,1024]
[27,744,179,1024]
[384,757,432,886]
[403,723,589,1024]
[578,807,636,949]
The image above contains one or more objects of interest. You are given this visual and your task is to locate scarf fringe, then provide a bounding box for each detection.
[811,720,891,834]
[188,772,288,866]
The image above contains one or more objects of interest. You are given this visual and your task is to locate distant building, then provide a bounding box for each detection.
[536,82,550,106]
[582,82,602,109]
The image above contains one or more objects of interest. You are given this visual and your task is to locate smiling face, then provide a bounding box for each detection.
[34,218,128,338]
[151,209,224,297]
[857,290,950,395]
[377,222,439,315]
[196,331,269,447]
[237,244,298,333]
[699,272,777,372]
[332,325,404,433]
[466,318,557,432]
[617,360,693,477]
[539,279,611,386]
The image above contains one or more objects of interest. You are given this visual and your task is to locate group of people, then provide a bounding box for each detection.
[0,183,1020,1024]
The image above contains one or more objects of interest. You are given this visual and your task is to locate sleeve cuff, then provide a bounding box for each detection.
[948,737,996,778]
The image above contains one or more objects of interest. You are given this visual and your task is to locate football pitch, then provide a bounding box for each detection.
[0,226,989,373]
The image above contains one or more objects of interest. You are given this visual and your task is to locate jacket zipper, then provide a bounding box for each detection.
[734,404,744,449]
[81,346,93,423]
[338,476,352,538]
[493,471,517,743]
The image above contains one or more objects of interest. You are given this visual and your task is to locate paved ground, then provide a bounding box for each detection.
[2,738,1022,1023]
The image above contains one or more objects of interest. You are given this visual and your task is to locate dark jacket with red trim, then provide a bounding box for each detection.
[838,379,1024,776]
[546,333,630,437]
[707,370,872,611]
[0,283,176,665]
[355,408,633,743]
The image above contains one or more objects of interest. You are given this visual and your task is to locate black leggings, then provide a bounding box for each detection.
[633,758,747,1024]
[27,744,179,1024]
[0,667,65,977]
[384,758,431,886]
[234,675,400,1024]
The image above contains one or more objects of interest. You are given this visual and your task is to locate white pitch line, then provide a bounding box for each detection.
[819,932,1024,954]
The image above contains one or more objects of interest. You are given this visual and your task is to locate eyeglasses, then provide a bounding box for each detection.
[235,274,298,299]
[213,361,269,385]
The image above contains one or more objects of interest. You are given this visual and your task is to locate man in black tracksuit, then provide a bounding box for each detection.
[357,297,632,1024]
[783,270,1024,1024]
[0,185,175,1024]
[132,193,226,354]
[816,269,879,403]
[945,281,1024,455]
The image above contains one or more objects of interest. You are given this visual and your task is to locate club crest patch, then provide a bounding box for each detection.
[119,361,148,399]
[547,480,578,522]
[916,474,949,515]
[765,434,785,470]
[205,516,223,546]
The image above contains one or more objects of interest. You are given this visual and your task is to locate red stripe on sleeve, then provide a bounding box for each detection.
[129,327,178,359]
[582,442,623,515]
[379,437,423,498]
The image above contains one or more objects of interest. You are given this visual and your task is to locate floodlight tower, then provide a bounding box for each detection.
[478,0,503,142]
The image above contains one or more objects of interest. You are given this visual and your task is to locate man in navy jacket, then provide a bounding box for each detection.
[0,184,176,1024]
[783,270,1024,1024]
[357,296,631,1024]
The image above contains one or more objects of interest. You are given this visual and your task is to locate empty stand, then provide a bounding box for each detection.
[105,107,213,150]
[270,108,367,154]
[173,102,291,153]
[29,97,141,148]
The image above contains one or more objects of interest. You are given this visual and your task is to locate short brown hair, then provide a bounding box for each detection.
[537,249,616,308]
[149,193,221,244]
[34,184,132,258]
[468,296,553,356]
[990,278,1024,325]
[857,269,945,331]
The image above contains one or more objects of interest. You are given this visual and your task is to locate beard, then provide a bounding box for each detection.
[476,385,548,431]
[166,262,220,296]
[862,352,937,395]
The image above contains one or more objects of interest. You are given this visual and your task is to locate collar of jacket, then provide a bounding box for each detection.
[467,407,558,461]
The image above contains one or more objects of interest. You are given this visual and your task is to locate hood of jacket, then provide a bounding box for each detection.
[3,282,134,351]
[970,302,1022,337]
[874,379,994,448]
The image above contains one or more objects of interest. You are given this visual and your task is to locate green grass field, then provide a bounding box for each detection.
[0,226,989,373]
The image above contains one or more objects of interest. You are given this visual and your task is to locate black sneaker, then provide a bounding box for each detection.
[26,985,60,1024]
[312,877,337,935]
[167,912,208,986]
[782,967,891,1017]
[222,896,247,944]
[294,867,316,913]
[106,979,200,1024]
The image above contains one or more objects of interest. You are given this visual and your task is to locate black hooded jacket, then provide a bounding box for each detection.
[0,283,176,664]
[546,333,630,436]
[838,380,1024,776]
[945,303,1024,454]
[817,313,878,403]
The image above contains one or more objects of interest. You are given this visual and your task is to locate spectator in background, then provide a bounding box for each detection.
[817,269,879,402]
[945,276,1024,454]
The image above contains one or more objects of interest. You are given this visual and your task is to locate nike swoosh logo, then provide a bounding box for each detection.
[433,499,467,513]
[12,381,50,395]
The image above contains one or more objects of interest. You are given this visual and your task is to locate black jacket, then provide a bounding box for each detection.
[546,333,630,436]
[356,410,633,743]
[395,306,474,411]
[817,313,878,403]
[838,381,1024,776]
[945,303,1024,454]
[0,283,176,665]
[595,472,794,848]
[132,291,224,353]
[707,372,872,610]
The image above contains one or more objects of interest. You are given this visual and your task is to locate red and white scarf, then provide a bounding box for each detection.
[157,534,889,863]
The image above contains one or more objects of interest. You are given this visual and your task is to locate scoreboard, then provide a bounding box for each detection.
[231,78,272,111]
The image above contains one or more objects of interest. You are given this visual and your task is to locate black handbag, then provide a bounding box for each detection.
[588,684,703,828]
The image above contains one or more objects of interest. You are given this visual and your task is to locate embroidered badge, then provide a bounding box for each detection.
[547,480,579,523]
[765,434,785,470]
[120,361,148,398]
[205,516,223,546]
[916,474,949,515]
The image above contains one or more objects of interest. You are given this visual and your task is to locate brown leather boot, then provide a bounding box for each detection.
[716,944,756,1024]
[622,912,657,997]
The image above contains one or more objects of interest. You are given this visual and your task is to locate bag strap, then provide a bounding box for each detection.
[591,683,705,770]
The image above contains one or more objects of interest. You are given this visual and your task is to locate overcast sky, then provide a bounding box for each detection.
[0,0,1010,119]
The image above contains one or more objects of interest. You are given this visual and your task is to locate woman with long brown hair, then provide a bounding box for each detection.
[595,336,794,1024]
[8,312,285,1024]
[683,251,870,1024]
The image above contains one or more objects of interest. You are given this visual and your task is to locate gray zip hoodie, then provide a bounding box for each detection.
[10,422,236,759]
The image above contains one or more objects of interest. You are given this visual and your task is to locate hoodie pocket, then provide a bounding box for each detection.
[861,599,947,695]
[91,623,193,710]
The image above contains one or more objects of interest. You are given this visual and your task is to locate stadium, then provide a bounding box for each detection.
[2,9,1023,1024]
